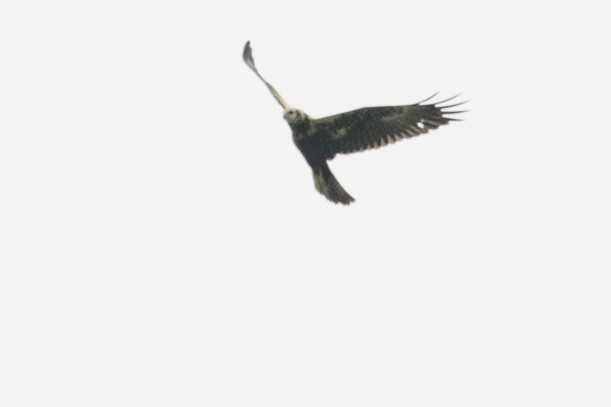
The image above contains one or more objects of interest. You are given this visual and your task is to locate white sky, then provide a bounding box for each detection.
[1,1,610,406]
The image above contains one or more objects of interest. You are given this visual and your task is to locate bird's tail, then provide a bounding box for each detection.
[313,163,355,205]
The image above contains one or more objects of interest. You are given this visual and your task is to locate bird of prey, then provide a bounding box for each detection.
[242,41,465,205]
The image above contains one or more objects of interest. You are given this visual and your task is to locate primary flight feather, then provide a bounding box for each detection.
[242,41,466,205]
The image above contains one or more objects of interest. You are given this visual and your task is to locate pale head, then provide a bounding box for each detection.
[283,108,307,124]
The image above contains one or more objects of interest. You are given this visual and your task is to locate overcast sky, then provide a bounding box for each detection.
[1,1,610,406]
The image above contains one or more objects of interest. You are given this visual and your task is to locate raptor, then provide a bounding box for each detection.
[243,41,465,205]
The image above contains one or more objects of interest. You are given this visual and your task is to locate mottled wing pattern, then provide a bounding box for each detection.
[314,95,465,156]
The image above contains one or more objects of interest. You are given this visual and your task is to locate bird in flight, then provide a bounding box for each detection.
[242,41,465,205]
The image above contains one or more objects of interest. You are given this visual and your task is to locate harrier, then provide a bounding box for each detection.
[243,41,465,205]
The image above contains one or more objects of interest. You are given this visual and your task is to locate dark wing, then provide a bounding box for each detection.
[314,95,466,155]
[242,41,290,110]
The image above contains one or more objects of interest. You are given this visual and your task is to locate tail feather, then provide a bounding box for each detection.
[313,164,355,205]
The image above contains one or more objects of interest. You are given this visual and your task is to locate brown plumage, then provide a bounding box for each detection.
[243,41,466,205]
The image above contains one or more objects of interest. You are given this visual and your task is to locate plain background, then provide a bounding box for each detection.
[1,1,610,406]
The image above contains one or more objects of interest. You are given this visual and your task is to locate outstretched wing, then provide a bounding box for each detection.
[314,95,466,155]
[242,41,290,110]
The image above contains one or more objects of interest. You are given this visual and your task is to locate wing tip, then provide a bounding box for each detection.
[243,40,254,67]
[439,100,469,109]
[417,92,440,104]
[432,94,469,119]
[243,41,251,58]
[442,110,469,114]
[433,93,463,106]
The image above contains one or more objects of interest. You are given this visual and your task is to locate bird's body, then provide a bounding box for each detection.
[284,109,354,203]
[242,41,466,205]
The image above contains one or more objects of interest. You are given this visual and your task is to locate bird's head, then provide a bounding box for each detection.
[283,108,308,125]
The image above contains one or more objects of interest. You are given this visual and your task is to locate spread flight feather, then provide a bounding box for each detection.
[243,41,466,205]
